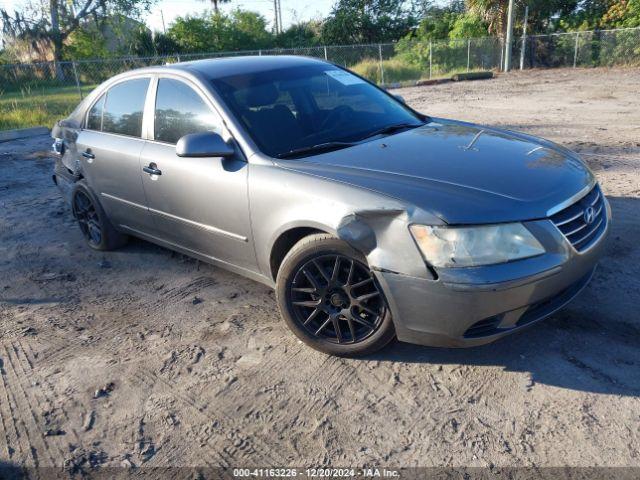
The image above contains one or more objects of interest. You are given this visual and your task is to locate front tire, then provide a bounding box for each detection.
[71,181,128,251]
[276,234,395,356]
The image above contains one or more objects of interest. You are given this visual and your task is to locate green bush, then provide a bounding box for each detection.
[351,57,422,84]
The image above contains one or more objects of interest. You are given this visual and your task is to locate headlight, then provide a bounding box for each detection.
[409,223,545,268]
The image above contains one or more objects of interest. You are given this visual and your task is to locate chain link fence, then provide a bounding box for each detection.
[1,26,639,129]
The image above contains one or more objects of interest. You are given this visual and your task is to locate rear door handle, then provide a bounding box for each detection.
[82,150,95,159]
[143,163,162,176]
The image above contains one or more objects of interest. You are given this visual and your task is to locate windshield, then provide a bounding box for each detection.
[210,64,424,158]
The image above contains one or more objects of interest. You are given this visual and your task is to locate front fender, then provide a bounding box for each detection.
[250,163,437,281]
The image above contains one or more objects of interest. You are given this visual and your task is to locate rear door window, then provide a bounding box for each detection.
[101,78,150,137]
[154,78,222,144]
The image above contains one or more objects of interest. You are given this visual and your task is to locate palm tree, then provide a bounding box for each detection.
[198,0,231,14]
[466,0,513,36]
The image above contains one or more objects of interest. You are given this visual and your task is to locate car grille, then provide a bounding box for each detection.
[550,184,607,252]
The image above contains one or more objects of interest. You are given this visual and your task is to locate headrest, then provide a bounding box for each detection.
[244,83,279,108]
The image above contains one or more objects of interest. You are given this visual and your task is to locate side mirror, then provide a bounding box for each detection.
[176,132,235,158]
[394,94,406,104]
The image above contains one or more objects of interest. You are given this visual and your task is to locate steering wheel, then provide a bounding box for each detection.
[318,106,353,132]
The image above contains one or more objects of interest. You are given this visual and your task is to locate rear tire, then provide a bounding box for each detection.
[71,181,128,251]
[276,233,395,356]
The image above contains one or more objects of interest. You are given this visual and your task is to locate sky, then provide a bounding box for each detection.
[0,0,337,34]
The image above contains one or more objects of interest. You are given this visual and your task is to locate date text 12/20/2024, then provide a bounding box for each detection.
[233,468,400,478]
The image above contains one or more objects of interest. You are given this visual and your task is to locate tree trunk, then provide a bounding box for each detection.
[49,0,65,81]
[212,0,219,13]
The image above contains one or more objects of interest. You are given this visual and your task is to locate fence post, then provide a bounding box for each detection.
[429,41,433,79]
[378,44,385,85]
[519,5,528,70]
[504,0,515,71]
[324,46,328,61]
[72,61,83,100]
[573,32,580,67]
[467,39,471,72]
[259,49,262,56]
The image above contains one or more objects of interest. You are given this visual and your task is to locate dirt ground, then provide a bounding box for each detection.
[0,67,639,475]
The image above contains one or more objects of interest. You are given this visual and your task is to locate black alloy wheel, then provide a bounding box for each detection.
[288,254,386,345]
[70,181,128,251]
[73,190,103,247]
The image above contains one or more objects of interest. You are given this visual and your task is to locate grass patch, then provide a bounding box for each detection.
[351,58,422,84]
[0,84,95,131]
[350,57,492,86]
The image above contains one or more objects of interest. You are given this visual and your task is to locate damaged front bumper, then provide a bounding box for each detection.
[374,207,611,348]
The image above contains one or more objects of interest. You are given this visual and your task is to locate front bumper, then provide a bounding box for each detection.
[375,201,611,348]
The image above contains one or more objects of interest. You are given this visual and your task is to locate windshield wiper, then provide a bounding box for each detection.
[275,122,424,159]
[357,122,423,141]
[275,141,356,159]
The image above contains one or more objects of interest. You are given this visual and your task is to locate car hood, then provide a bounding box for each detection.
[277,118,595,224]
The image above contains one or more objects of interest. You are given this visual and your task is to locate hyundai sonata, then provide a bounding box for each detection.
[51,56,610,356]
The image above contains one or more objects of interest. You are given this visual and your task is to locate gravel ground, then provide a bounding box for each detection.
[0,67,639,475]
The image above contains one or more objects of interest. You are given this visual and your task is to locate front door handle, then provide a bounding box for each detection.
[82,150,95,159]
[143,163,162,176]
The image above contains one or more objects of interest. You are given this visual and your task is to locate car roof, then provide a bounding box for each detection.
[56,56,330,133]
[161,55,328,79]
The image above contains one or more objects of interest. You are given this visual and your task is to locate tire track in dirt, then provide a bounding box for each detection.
[129,369,286,467]
[128,371,234,468]
[1,343,58,467]
[13,340,83,447]
[157,276,218,304]
[214,341,307,403]
[37,275,219,365]
[0,350,19,461]
[22,273,277,466]
[0,344,41,467]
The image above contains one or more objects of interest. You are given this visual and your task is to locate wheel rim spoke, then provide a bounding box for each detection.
[332,316,344,343]
[292,287,316,294]
[292,300,321,308]
[88,221,102,243]
[345,260,355,286]
[347,311,376,331]
[302,268,322,292]
[315,317,333,336]
[357,291,380,302]
[331,256,340,282]
[313,260,331,284]
[360,304,381,317]
[352,277,373,289]
[304,308,322,326]
[346,315,357,342]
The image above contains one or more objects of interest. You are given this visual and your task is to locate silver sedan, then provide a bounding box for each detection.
[51,55,610,356]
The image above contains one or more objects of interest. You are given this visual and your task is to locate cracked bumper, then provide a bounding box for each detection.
[374,209,611,348]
